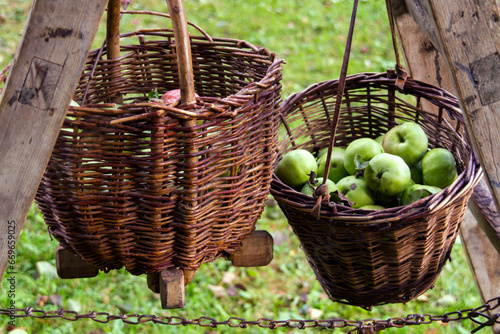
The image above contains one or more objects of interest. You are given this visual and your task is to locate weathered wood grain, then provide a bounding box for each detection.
[403,0,500,220]
[159,268,185,309]
[231,230,274,267]
[390,3,500,328]
[469,177,500,254]
[461,208,500,334]
[0,0,107,278]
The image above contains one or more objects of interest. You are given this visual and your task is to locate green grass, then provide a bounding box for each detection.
[0,0,486,333]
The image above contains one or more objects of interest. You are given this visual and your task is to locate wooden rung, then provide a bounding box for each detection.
[55,245,99,279]
[230,230,274,267]
[147,268,196,294]
[146,271,160,294]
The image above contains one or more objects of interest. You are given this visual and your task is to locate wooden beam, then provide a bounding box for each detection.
[401,0,500,222]
[469,177,500,254]
[460,209,500,334]
[0,0,107,278]
[390,3,500,326]
[391,0,500,251]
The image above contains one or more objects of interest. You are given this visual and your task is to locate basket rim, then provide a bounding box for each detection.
[80,28,284,120]
[281,71,462,117]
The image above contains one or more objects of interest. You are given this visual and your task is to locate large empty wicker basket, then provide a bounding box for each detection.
[34,7,283,276]
[270,71,482,309]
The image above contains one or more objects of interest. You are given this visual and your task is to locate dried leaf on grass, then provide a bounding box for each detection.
[208,285,225,298]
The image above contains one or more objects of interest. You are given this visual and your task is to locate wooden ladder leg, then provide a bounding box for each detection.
[147,268,194,309]
[230,230,274,267]
[55,245,99,279]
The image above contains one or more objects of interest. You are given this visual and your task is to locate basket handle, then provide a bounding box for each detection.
[313,0,359,217]
[104,0,197,105]
[166,0,197,105]
[385,0,408,90]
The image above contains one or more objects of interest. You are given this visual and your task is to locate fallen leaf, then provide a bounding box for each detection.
[49,294,63,307]
[319,293,329,300]
[221,271,237,285]
[208,285,225,298]
[226,286,238,297]
[85,330,106,334]
[116,302,134,314]
[35,261,57,279]
[36,295,49,308]
[7,329,29,334]
[271,231,288,246]
[435,294,457,306]
[308,308,323,319]
[417,294,429,302]
[67,299,82,313]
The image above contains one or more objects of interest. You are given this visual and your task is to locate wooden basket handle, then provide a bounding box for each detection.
[106,0,197,105]
[166,0,196,105]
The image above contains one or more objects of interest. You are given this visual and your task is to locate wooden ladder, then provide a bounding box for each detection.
[0,0,499,328]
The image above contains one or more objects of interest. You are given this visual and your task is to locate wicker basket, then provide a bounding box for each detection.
[31,4,283,275]
[270,71,482,309]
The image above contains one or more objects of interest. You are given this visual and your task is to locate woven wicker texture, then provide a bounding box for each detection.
[270,71,482,308]
[33,28,283,275]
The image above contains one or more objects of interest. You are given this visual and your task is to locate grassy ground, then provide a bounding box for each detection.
[0,0,485,333]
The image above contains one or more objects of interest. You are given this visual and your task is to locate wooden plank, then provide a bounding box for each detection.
[0,0,108,279]
[390,0,455,105]
[390,4,500,329]
[230,230,274,267]
[55,245,99,279]
[391,0,500,251]
[460,209,500,334]
[402,0,500,223]
[469,177,500,254]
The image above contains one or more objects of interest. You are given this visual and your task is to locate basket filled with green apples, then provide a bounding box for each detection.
[270,70,483,309]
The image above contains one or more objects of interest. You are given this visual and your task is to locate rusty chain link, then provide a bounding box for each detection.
[1,296,499,333]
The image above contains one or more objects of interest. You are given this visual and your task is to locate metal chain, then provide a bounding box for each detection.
[1,297,499,333]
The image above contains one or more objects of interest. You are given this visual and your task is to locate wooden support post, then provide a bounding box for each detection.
[469,178,500,254]
[230,230,274,267]
[390,0,500,251]
[401,0,500,224]
[460,209,500,334]
[0,0,108,279]
[389,3,500,331]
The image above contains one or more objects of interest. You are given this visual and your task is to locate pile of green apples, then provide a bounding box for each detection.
[275,122,458,210]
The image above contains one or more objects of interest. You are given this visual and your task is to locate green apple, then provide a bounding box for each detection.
[382,122,428,166]
[336,176,375,208]
[300,177,337,197]
[375,133,385,145]
[410,160,423,184]
[364,153,412,197]
[359,204,385,210]
[317,146,345,159]
[275,149,318,190]
[400,184,441,206]
[375,192,400,208]
[422,147,458,188]
[344,138,384,175]
[317,150,349,183]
